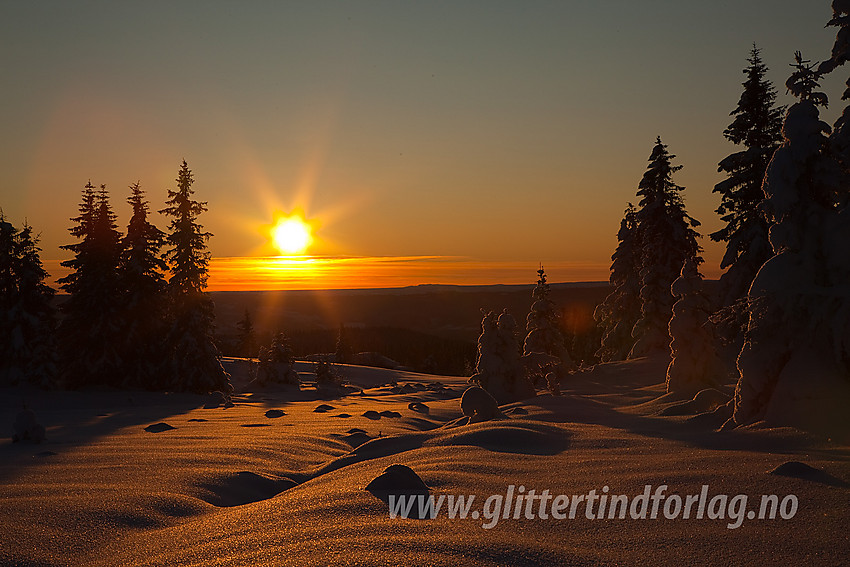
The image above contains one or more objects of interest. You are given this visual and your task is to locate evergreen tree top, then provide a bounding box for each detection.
[58,183,122,293]
[161,161,209,219]
[14,223,53,296]
[786,52,829,107]
[532,265,549,301]
[62,182,97,245]
[709,45,784,304]
[160,160,213,294]
[127,182,152,216]
[122,182,167,280]
[633,137,703,262]
[724,45,784,148]
[637,137,686,210]
[94,186,119,231]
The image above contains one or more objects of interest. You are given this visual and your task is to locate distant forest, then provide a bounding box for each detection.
[213,283,612,376]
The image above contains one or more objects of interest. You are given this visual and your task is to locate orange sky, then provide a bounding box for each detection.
[205,256,613,291]
[1,3,844,291]
[43,255,720,292]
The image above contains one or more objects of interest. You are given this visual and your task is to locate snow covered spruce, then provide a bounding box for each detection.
[253,331,300,387]
[666,259,725,397]
[596,138,703,362]
[522,266,572,395]
[471,310,535,405]
[594,204,641,362]
[732,27,850,433]
[711,46,784,310]
[629,138,703,359]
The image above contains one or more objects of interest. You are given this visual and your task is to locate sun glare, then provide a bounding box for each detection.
[272,216,313,255]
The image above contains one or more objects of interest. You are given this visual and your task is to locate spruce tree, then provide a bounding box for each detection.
[0,216,56,387]
[58,183,124,387]
[629,137,702,358]
[335,323,352,364]
[255,331,299,386]
[235,309,256,358]
[594,204,642,361]
[119,182,167,389]
[712,46,785,306]
[473,309,534,404]
[666,259,724,396]
[160,161,231,393]
[820,0,850,206]
[733,45,850,433]
[523,266,572,391]
[9,223,57,387]
[0,214,17,383]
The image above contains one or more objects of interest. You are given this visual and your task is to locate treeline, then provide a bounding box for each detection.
[221,324,476,376]
[591,3,850,433]
[0,218,56,387]
[594,45,784,367]
[1,161,231,393]
[466,8,850,430]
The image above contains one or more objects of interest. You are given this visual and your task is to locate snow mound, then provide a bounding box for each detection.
[197,471,297,507]
[427,422,570,455]
[365,464,431,519]
[460,386,505,424]
[659,388,731,416]
[768,461,849,487]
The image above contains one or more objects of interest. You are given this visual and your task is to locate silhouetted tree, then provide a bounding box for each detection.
[523,266,571,391]
[119,182,167,389]
[820,0,850,203]
[58,183,124,387]
[712,45,785,307]
[160,161,231,393]
[255,331,299,385]
[335,323,352,364]
[734,48,850,432]
[594,203,642,361]
[314,359,342,385]
[235,309,257,358]
[0,214,19,384]
[9,222,56,387]
[629,137,702,358]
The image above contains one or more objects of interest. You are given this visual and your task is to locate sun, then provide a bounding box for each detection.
[271,216,313,255]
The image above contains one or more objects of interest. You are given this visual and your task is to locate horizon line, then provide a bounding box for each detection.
[41,254,722,292]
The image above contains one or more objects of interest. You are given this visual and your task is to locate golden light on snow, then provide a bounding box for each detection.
[271,215,313,255]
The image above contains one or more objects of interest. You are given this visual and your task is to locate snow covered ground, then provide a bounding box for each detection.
[1,357,847,566]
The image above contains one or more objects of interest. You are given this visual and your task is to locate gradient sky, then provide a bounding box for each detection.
[0,1,846,288]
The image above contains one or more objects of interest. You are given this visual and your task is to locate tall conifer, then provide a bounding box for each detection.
[160,161,231,393]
